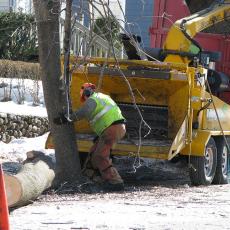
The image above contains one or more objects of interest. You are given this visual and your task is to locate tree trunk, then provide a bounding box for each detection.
[33,0,81,184]
[4,151,55,208]
[63,0,72,121]
[63,0,72,84]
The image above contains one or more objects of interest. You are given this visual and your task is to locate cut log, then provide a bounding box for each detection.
[4,151,55,208]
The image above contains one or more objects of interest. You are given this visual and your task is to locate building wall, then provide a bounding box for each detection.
[0,0,13,12]
[70,0,123,57]
[72,0,90,27]
[0,0,32,13]
[15,0,32,14]
[87,0,126,28]
[125,0,154,47]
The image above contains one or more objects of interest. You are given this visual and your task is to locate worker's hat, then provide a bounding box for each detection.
[80,82,96,102]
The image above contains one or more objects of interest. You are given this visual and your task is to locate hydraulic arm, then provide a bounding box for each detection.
[163,1,230,64]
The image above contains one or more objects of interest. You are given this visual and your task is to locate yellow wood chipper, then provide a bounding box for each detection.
[46,1,230,185]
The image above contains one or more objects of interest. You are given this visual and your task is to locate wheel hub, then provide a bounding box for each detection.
[222,146,227,175]
[205,147,214,178]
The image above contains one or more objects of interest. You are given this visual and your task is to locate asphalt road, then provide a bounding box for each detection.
[9,157,230,230]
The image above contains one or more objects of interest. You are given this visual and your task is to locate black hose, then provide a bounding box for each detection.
[179,1,223,54]
[180,19,203,54]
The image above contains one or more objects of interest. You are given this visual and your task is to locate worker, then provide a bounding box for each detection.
[53,82,126,191]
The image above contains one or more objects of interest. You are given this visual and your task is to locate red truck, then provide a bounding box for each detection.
[149,0,230,103]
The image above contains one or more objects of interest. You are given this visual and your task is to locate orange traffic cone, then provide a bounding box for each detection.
[0,164,10,230]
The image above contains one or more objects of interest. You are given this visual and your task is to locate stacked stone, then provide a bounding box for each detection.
[0,113,49,143]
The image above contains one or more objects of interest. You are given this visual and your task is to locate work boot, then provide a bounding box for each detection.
[82,155,104,183]
[101,166,124,191]
[82,167,104,183]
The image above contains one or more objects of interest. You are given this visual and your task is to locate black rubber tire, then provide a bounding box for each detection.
[212,138,228,184]
[189,137,217,185]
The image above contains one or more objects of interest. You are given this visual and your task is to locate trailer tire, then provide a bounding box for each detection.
[212,138,228,184]
[189,137,217,185]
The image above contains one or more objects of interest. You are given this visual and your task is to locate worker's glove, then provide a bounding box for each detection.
[53,113,72,125]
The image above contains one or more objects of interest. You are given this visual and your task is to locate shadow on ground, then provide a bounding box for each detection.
[116,156,191,187]
[48,156,191,194]
[3,156,191,196]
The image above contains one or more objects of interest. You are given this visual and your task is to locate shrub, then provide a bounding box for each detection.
[0,59,40,80]
[0,12,38,62]
[0,60,41,103]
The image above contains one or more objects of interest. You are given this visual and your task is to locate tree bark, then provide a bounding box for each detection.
[33,0,81,184]
[4,151,55,208]
[63,0,72,82]
[63,0,72,120]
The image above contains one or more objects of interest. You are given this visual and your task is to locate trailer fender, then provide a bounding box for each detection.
[181,131,211,156]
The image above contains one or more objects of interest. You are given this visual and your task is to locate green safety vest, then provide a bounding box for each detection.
[89,92,124,135]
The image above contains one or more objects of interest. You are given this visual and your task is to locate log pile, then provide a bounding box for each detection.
[4,151,55,208]
[0,113,49,143]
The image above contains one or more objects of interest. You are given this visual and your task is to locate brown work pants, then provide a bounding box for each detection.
[90,123,126,183]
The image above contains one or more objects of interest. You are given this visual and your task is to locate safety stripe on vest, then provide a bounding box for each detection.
[90,105,113,125]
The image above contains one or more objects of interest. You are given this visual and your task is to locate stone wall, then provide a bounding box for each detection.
[0,113,49,143]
